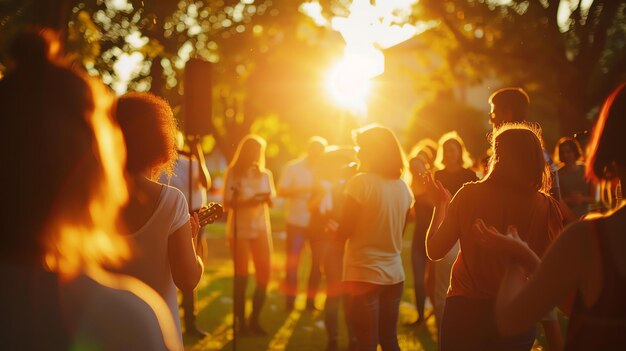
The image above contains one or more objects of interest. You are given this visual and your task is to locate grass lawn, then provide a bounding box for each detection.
[182,208,560,351]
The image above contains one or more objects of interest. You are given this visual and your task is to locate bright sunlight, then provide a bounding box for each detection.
[303,0,431,118]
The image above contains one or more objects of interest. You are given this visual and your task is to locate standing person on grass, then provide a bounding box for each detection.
[430,131,478,329]
[488,88,564,350]
[338,125,413,351]
[278,136,327,311]
[553,137,594,221]
[114,93,205,344]
[475,82,626,350]
[426,123,562,351]
[223,135,275,336]
[308,146,358,351]
[159,136,212,339]
[406,139,437,327]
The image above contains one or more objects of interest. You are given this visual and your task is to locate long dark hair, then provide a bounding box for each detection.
[353,125,406,179]
[485,123,551,194]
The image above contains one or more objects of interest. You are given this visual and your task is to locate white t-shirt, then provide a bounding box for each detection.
[223,167,275,239]
[159,155,207,210]
[343,173,414,285]
[117,185,190,340]
[278,158,315,227]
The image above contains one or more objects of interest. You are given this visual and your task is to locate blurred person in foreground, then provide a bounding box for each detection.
[0,28,180,350]
[338,125,414,351]
[114,93,205,343]
[475,82,626,350]
[426,123,563,351]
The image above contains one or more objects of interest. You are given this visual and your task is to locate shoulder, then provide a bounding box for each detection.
[162,184,186,202]
[537,191,562,211]
[550,219,593,258]
[63,275,172,350]
[455,181,481,197]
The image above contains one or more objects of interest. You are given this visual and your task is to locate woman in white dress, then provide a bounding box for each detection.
[223,135,275,336]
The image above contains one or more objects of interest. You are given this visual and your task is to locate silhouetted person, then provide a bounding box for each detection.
[426,123,562,351]
[0,27,180,350]
[431,131,478,329]
[475,82,626,350]
[488,87,564,349]
[489,87,561,200]
[223,135,275,336]
[553,137,594,220]
[278,136,327,311]
[338,125,413,351]
[406,139,437,327]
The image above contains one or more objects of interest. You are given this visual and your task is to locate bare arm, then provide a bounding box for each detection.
[168,213,203,292]
[493,222,591,336]
[424,174,457,260]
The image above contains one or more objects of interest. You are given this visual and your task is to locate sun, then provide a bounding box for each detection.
[326,58,371,112]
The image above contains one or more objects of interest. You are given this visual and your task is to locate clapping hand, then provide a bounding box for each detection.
[472,218,539,272]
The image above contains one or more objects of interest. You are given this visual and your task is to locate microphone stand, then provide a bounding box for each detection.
[231,184,239,351]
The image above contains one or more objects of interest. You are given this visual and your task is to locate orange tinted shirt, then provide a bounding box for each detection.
[445,181,563,299]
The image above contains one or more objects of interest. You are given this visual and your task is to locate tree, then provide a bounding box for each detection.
[412,0,626,142]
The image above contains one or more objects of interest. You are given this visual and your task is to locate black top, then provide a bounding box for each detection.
[565,220,626,350]
[434,168,478,198]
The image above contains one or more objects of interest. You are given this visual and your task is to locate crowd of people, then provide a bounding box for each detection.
[2,27,625,351]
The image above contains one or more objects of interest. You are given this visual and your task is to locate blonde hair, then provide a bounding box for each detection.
[229,134,267,178]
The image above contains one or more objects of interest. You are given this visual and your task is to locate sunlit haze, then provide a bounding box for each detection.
[302,0,430,119]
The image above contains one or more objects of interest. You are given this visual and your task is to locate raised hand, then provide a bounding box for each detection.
[424,173,452,205]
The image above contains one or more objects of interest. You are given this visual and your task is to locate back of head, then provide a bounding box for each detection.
[489,87,530,122]
[353,124,405,179]
[0,27,128,272]
[307,136,328,160]
[486,123,550,193]
[587,83,626,187]
[115,92,177,179]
